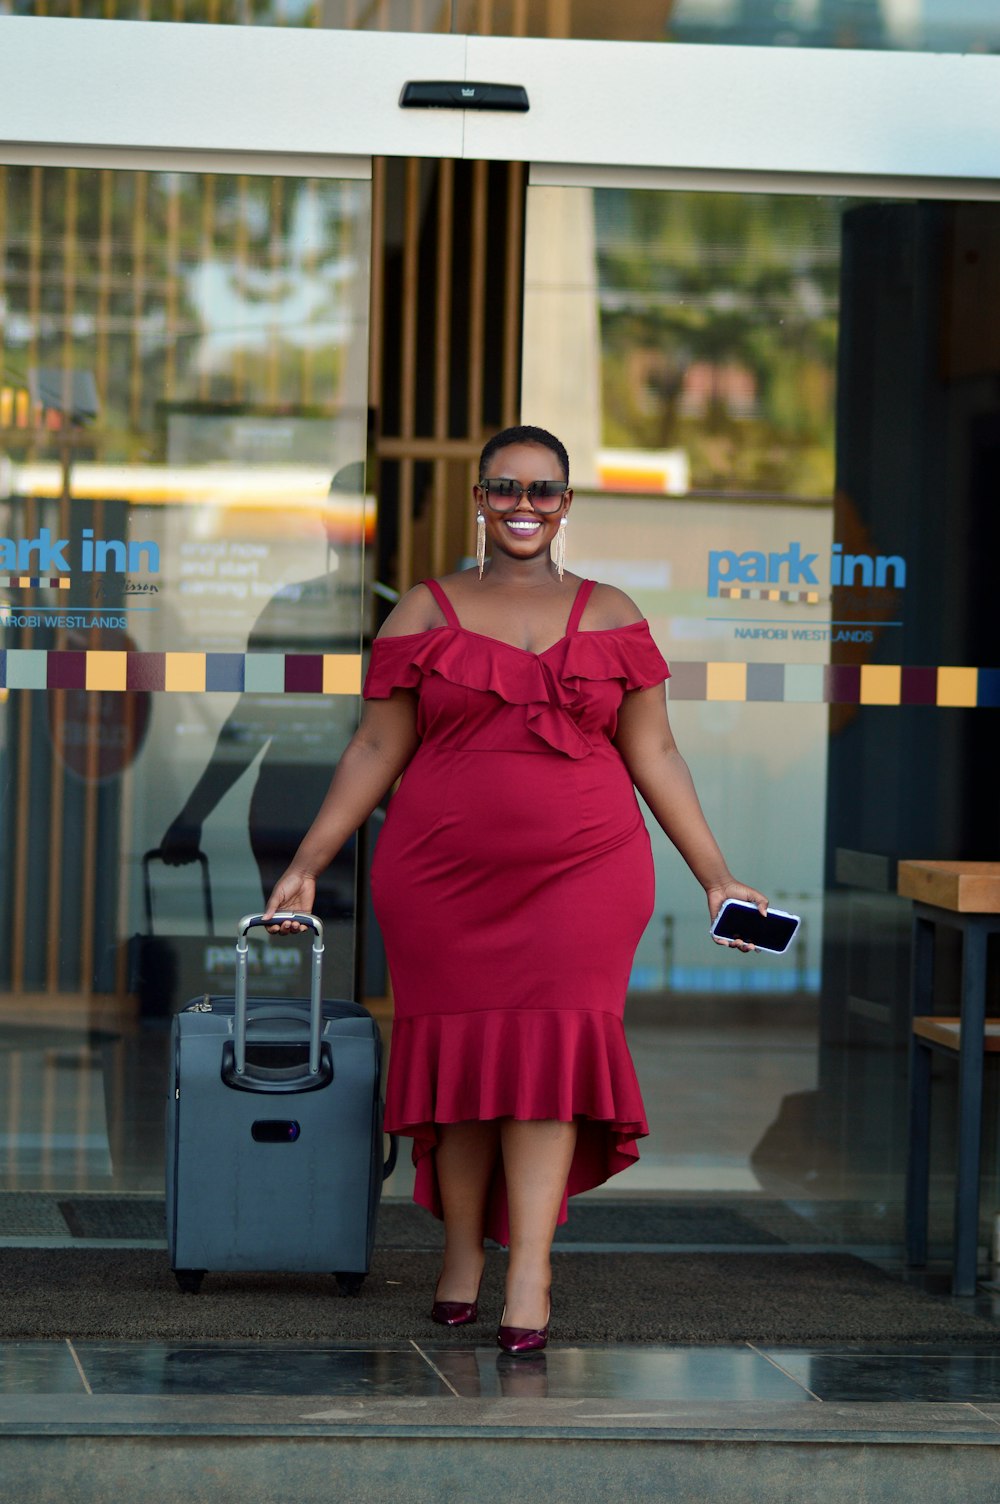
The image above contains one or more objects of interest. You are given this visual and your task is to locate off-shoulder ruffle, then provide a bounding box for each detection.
[559,621,670,694]
[384,1007,649,1245]
[363,624,669,759]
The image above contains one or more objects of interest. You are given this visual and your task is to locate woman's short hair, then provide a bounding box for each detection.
[478,425,569,484]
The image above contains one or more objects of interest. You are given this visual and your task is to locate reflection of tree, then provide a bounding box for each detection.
[595,190,842,494]
[1,167,361,469]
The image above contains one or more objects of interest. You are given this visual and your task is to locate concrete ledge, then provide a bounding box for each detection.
[3,1425,1000,1504]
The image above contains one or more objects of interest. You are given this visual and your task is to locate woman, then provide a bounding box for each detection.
[263,424,766,1354]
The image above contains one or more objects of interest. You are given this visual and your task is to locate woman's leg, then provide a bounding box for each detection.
[500,1118,578,1329]
[434,1121,501,1301]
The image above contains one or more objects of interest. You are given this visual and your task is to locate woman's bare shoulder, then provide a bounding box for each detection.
[376,583,446,640]
[584,581,645,629]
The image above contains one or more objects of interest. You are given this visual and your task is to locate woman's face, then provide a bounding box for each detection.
[475,441,572,567]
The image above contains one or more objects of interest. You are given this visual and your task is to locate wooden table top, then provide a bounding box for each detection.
[897,860,1000,913]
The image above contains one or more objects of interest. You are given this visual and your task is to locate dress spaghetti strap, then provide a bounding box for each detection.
[422,578,462,628]
[565,578,597,636]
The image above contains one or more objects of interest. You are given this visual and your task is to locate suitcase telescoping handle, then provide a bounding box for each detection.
[234,912,324,1079]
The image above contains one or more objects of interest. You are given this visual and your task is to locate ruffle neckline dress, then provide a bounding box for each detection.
[362,577,671,1244]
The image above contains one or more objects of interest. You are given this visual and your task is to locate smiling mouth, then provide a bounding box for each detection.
[505,519,543,533]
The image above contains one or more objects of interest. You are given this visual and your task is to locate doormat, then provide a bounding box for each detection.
[0,1247,995,1345]
[0,1195,810,1247]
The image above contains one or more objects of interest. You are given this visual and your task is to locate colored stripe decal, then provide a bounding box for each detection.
[0,654,993,704]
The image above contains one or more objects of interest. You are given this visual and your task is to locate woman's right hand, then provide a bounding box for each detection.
[262,870,317,933]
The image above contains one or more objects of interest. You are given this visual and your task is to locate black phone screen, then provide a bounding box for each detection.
[712,903,798,952]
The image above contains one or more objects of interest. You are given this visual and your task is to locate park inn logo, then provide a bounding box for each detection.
[708,541,907,601]
[0,526,160,583]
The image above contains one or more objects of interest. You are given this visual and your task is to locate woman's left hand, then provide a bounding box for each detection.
[706,879,769,953]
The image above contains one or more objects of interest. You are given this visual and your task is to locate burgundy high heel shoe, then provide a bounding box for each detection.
[431,1274,483,1327]
[496,1303,550,1355]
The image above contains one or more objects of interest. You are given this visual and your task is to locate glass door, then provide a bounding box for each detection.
[0,158,371,1192]
[523,171,1000,1246]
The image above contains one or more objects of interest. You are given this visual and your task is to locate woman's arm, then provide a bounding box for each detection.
[262,690,419,931]
[613,683,767,948]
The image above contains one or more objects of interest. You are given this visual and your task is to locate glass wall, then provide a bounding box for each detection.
[0,161,371,1190]
[524,178,1000,1237]
[4,0,998,51]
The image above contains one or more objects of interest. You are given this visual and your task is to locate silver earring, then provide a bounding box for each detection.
[552,515,568,581]
[476,510,486,579]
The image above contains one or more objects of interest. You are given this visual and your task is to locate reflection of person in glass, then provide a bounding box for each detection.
[160,467,365,921]
[263,427,766,1354]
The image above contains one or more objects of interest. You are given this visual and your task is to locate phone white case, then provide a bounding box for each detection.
[709,899,800,953]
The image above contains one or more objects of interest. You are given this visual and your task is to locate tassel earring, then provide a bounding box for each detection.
[476,510,487,579]
[552,515,568,581]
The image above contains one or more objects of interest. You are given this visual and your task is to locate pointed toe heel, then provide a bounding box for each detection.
[431,1271,484,1327]
[431,1297,479,1327]
[496,1304,550,1355]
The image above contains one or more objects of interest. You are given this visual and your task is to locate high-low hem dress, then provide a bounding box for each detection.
[363,577,671,1246]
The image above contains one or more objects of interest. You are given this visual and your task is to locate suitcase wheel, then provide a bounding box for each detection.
[174,1269,206,1295]
[334,1272,365,1297]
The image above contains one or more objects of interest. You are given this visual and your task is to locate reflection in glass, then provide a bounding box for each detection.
[0,162,370,1191]
[524,176,1000,1249]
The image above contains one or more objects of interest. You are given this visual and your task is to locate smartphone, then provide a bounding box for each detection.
[710,899,800,954]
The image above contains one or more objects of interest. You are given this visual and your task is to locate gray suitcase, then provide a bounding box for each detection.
[165,912,396,1294]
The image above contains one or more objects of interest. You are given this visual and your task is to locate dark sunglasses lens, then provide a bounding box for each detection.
[487,478,520,499]
[529,481,566,510]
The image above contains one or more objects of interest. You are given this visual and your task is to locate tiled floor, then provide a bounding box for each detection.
[5,1329,1000,1407]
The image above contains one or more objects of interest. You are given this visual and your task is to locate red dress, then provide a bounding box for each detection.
[363,577,671,1244]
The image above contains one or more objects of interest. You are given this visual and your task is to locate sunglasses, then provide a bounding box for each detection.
[479,478,568,514]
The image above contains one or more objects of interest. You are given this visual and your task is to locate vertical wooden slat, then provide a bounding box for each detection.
[198,176,217,402]
[129,172,148,433]
[466,160,489,447]
[5,1056,22,1185]
[78,496,104,996]
[547,0,571,36]
[45,166,80,987]
[301,179,319,406]
[41,1050,56,1187]
[512,0,529,34]
[96,171,113,412]
[502,160,524,427]
[369,157,386,407]
[397,158,422,592]
[267,176,284,406]
[75,1048,92,1186]
[10,623,33,989]
[27,167,43,459]
[164,174,181,402]
[115,707,139,999]
[232,176,250,403]
[431,159,454,576]
[45,500,72,993]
